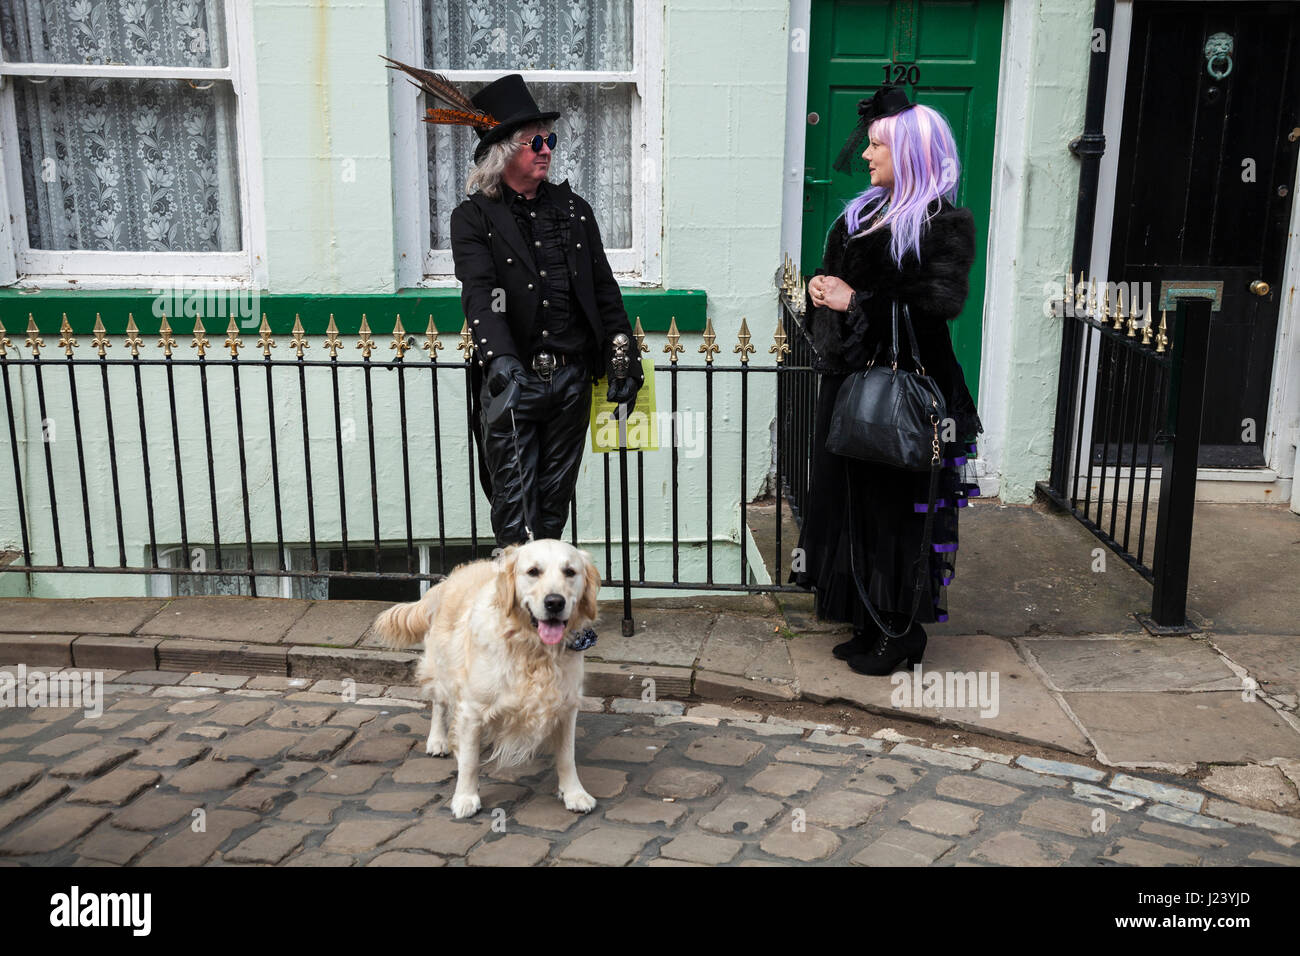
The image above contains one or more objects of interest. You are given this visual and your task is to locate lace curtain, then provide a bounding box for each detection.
[423,0,634,253]
[1,0,242,252]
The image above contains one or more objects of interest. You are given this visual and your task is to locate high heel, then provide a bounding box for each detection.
[847,623,927,676]
[832,624,880,661]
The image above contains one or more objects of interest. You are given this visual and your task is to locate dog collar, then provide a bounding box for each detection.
[567,627,597,651]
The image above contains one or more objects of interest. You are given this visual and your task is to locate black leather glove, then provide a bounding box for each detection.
[487,355,525,397]
[606,376,640,406]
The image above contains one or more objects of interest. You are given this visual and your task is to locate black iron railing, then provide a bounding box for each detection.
[1040,284,1214,631]
[0,308,820,620]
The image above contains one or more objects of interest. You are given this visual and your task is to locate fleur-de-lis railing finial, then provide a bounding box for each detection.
[191,317,210,357]
[770,313,790,364]
[390,315,409,360]
[423,316,443,359]
[324,315,342,358]
[458,319,474,362]
[633,316,648,355]
[123,315,142,356]
[290,315,310,358]
[0,317,11,357]
[699,316,719,365]
[257,315,275,356]
[58,314,78,356]
[26,315,44,356]
[1156,309,1169,354]
[734,317,755,365]
[225,317,243,357]
[356,315,374,359]
[664,316,684,364]
[91,314,111,358]
[158,315,177,356]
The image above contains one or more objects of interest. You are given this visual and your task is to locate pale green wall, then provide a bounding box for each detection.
[253,0,398,293]
[996,0,1092,503]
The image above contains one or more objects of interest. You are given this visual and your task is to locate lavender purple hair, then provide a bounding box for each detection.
[842,103,962,268]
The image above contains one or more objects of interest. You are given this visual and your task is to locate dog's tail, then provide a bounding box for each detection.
[372,584,441,650]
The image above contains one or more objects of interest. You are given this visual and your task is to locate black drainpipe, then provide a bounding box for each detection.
[1048,0,1117,493]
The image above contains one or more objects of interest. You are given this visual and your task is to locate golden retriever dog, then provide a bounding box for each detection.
[372,539,601,819]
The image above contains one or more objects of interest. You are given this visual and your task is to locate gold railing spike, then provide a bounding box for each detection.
[123,314,142,356]
[26,315,45,356]
[1141,305,1153,347]
[324,314,342,358]
[356,314,374,359]
[458,319,475,362]
[225,317,243,357]
[290,314,310,358]
[1156,310,1169,354]
[158,315,177,357]
[58,314,78,356]
[664,316,684,364]
[257,314,275,356]
[390,314,408,359]
[770,314,790,364]
[734,317,755,365]
[0,317,10,357]
[1123,289,1136,338]
[191,316,210,357]
[423,316,443,358]
[633,316,648,354]
[699,315,719,365]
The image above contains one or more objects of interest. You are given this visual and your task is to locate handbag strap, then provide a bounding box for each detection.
[897,302,927,374]
[846,458,942,641]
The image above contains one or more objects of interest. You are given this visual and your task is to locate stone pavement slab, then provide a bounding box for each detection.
[0,598,168,636]
[589,610,713,667]
[697,615,796,683]
[1064,691,1300,765]
[1208,635,1300,696]
[1022,636,1242,692]
[287,600,392,647]
[788,632,1092,754]
[137,596,313,644]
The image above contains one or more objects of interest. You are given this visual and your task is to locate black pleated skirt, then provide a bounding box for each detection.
[791,373,979,627]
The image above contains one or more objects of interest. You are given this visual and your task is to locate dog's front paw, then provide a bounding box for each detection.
[562,789,596,814]
[450,793,482,819]
[426,739,451,757]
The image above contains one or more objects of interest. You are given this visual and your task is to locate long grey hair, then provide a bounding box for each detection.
[465,122,552,198]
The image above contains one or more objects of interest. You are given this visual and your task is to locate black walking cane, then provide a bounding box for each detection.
[609,333,635,637]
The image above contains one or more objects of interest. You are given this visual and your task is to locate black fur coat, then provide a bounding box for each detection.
[806,198,982,439]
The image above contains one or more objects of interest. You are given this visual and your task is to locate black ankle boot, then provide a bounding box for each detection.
[833,624,880,661]
[847,622,927,676]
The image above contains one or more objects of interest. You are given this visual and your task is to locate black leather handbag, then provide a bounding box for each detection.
[826,301,946,470]
[827,300,946,641]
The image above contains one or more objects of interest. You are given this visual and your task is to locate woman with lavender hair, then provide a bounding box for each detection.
[795,88,980,675]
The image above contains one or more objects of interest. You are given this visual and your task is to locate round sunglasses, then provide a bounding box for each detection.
[518,132,558,153]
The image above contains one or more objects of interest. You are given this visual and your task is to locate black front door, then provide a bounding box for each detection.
[1107,1,1300,467]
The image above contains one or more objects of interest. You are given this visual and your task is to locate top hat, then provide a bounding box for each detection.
[471,74,561,161]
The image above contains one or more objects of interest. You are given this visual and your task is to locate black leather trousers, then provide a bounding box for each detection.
[479,362,592,547]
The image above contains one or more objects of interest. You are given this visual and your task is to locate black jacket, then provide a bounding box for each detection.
[450,179,641,386]
[806,198,982,439]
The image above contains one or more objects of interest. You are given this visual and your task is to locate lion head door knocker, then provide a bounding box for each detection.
[1204,32,1234,81]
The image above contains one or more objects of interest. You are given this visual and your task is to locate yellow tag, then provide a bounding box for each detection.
[590,357,657,453]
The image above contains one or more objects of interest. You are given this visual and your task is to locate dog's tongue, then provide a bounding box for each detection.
[538,621,566,645]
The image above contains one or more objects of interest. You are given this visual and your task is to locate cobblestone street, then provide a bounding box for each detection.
[1,672,1297,866]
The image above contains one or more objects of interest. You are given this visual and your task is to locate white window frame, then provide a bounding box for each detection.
[388,0,663,288]
[0,0,268,289]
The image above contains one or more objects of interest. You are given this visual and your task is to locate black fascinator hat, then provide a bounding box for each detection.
[832,86,916,175]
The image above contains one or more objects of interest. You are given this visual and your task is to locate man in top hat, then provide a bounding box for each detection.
[448,73,643,547]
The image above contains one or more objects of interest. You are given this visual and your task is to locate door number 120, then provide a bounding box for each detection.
[883,64,921,85]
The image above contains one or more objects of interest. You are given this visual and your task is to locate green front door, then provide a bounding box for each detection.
[803,0,1004,401]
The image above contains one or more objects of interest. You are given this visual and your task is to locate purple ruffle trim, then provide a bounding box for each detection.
[933,543,958,553]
